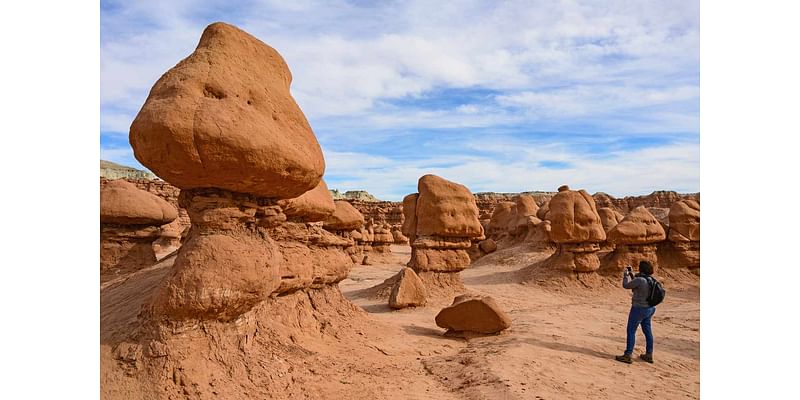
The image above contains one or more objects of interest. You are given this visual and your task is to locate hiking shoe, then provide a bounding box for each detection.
[615,354,633,364]
[639,353,654,363]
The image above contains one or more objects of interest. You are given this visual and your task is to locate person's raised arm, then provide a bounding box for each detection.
[622,270,639,289]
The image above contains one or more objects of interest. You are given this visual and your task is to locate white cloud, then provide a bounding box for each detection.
[325,140,699,201]
[101,1,699,198]
[102,0,699,126]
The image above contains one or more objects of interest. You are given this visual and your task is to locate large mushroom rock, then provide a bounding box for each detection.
[541,185,606,272]
[403,175,483,293]
[129,23,335,322]
[100,180,177,281]
[323,201,366,263]
[658,200,700,269]
[277,179,336,223]
[600,206,666,274]
[435,295,512,335]
[129,22,324,199]
[415,174,483,237]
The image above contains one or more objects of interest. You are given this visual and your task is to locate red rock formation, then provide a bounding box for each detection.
[323,201,366,263]
[130,24,324,200]
[388,267,427,309]
[403,175,484,292]
[541,185,606,272]
[100,180,178,281]
[658,199,700,269]
[593,191,700,214]
[101,177,191,245]
[129,23,346,322]
[435,295,512,335]
[600,206,667,274]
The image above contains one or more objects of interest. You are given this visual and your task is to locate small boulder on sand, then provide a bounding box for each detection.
[388,267,427,309]
[478,239,498,254]
[435,295,512,334]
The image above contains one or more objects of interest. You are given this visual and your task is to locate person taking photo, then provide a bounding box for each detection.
[616,260,657,364]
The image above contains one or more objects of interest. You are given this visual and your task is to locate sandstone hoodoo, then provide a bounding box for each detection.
[600,206,666,274]
[402,174,484,292]
[323,200,367,263]
[100,179,178,281]
[371,223,395,253]
[658,199,700,269]
[277,179,336,222]
[435,295,512,335]
[130,23,324,200]
[483,194,552,252]
[129,22,334,321]
[268,179,356,295]
[388,267,428,309]
[598,207,624,233]
[542,185,606,272]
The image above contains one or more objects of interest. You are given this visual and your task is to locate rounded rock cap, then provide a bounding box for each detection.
[323,201,365,231]
[101,180,178,225]
[129,22,325,199]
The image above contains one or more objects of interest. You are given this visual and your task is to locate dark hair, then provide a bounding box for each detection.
[638,261,654,275]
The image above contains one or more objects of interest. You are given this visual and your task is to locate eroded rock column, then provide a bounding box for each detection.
[402,174,484,289]
[600,206,667,274]
[542,185,606,272]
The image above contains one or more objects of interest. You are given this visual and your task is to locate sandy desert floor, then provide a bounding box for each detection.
[338,245,700,400]
[101,244,699,399]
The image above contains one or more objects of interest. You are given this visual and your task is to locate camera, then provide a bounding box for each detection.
[625,266,633,273]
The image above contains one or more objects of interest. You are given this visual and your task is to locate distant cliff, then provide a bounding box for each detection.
[330,189,381,202]
[100,160,156,180]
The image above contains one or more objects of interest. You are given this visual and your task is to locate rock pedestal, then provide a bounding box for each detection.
[658,200,700,269]
[323,201,366,264]
[402,175,484,290]
[542,185,606,272]
[600,206,666,274]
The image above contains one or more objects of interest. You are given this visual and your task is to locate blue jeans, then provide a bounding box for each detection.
[625,306,656,355]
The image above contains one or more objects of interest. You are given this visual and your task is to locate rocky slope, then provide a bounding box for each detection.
[101,160,156,180]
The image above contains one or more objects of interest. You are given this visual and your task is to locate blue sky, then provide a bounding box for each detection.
[100,0,699,201]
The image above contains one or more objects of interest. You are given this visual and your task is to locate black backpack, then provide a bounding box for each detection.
[644,276,666,307]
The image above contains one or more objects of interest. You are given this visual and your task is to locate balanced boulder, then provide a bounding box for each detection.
[129,22,339,321]
[130,22,324,199]
[403,175,484,291]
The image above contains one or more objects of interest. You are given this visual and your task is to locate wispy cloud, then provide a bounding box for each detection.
[100,0,699,199]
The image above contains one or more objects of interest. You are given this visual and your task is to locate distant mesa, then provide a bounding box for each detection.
[330,189,381,202]
[100,160,156,180]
